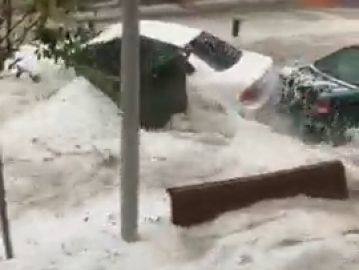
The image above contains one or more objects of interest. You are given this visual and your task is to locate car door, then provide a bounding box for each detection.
[78,35,190,129]
[140,37,189,129]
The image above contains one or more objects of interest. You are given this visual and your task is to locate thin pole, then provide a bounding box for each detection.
[120,0,140,242]
[0,154,13,259]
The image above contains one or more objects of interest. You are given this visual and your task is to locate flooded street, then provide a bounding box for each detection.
[3,6,359,270]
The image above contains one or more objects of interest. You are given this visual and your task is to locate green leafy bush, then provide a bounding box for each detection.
[35,23,122,105]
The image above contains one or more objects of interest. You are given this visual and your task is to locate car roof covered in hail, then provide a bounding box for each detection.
[88,20,202,47]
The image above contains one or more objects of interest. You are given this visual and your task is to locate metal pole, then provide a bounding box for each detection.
[0,154,13,259]
[120,0,140,242]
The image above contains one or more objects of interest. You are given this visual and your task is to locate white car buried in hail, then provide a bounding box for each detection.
[89,20,277,125]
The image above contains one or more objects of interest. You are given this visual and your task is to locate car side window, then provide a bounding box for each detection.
[315,47,359,86]
[142,37,195,76]
[187,31,242,71]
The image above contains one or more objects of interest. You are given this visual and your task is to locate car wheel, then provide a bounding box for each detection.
[299,122,320,144]
[322,114,348,146]
[322,126,347,146]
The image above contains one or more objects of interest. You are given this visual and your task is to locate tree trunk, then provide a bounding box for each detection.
[3,0,12,54]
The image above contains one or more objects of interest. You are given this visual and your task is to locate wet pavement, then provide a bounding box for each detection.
[162,8,359,65]
[94,7,359,65]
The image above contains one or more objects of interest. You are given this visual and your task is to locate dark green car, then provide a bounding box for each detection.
[279,46,359,145]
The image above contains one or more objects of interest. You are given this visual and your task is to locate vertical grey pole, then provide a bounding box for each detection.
[0,155,13,259]
[120,0,140,242]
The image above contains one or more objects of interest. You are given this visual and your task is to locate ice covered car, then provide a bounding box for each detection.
[82,20,274,128]
[279,46,359,145]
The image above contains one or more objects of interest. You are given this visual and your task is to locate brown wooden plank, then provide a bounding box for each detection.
[167,160,348,227]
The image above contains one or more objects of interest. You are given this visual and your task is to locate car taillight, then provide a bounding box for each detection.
[315,99,332,114]
[239,87,261,105]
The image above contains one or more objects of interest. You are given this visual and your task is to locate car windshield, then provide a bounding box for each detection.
[187,31,242,71]
[314,47,359,86]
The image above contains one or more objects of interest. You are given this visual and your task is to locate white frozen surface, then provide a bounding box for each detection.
[1,37,359,270]
[4,45,76,87]
[88,20,201,47]
[1,77,121,160]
